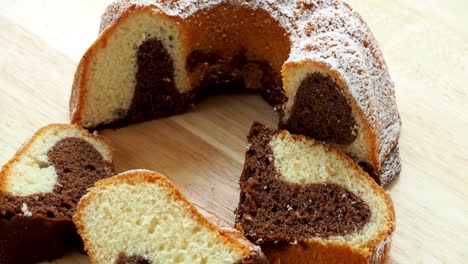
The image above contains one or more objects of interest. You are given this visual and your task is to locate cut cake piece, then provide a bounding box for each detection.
[0,124,113,264]
[235,123,395,263]
[74,170,267,264]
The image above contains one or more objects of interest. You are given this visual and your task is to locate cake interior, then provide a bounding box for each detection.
[181,3,291,107]
[116,37,196,125]
[0,131,112,218]
[0,128,113,263]
[284,72,358,145]
[77,172,252,264]
[85,3,360,153]
[80,3,377,178]
[0,137,112,219]
[236,123,391,249]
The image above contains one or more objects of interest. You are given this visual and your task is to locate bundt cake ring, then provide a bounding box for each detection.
[70,0,401,185]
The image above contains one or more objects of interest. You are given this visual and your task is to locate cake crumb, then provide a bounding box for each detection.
[21,203,32,217]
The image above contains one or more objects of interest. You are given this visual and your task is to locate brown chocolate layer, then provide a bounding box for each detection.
[116,253,151,264]
[0,215,76,264]
[236,123,371,247]
[99,40,284,129]
[106,37,196,128]
[0,137,113,264]
[284,72,357,145]
[358,161,377,182]
[186,50,223,71]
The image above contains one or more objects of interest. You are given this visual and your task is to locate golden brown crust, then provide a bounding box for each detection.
[69,51,87,125]
[73,170,267,264]
[263,237,391,264]
[0,124,112,193]
[195,207,269,264]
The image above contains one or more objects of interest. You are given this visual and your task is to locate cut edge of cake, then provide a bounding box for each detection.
[70,6,190,128]
[0,124,112,196]
[74,169,267,264]
[282,58,377,172]
[0,123,114,264]
[235,122,395,263]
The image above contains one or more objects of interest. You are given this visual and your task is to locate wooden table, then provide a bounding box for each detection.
[0,0,466,263]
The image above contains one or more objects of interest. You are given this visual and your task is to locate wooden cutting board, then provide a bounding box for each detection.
[0,0,466,263]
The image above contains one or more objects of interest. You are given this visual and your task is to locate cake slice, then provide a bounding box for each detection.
[235,123,395,263]
[0,124,113,264]
[73,170,267,264]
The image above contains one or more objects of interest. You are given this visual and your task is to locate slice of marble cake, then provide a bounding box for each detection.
[235,123,395,264]
[0,124,113,264]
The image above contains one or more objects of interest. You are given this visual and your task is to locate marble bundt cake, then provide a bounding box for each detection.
[73,170,267,264]
[0,124,113,264]
[70,0,401,185]
[235,123,395,263]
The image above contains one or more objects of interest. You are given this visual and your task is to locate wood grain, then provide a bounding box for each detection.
[0,0,467,263]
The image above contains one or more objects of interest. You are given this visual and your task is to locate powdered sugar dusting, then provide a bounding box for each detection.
[101,0,319,35]
[99,0,400,163]
[379,145,401,185]
[286,1,400,162]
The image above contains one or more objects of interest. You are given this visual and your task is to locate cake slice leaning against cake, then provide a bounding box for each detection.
[0,124,114,264]
[235,123,395,264]
[73,170,267,264]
